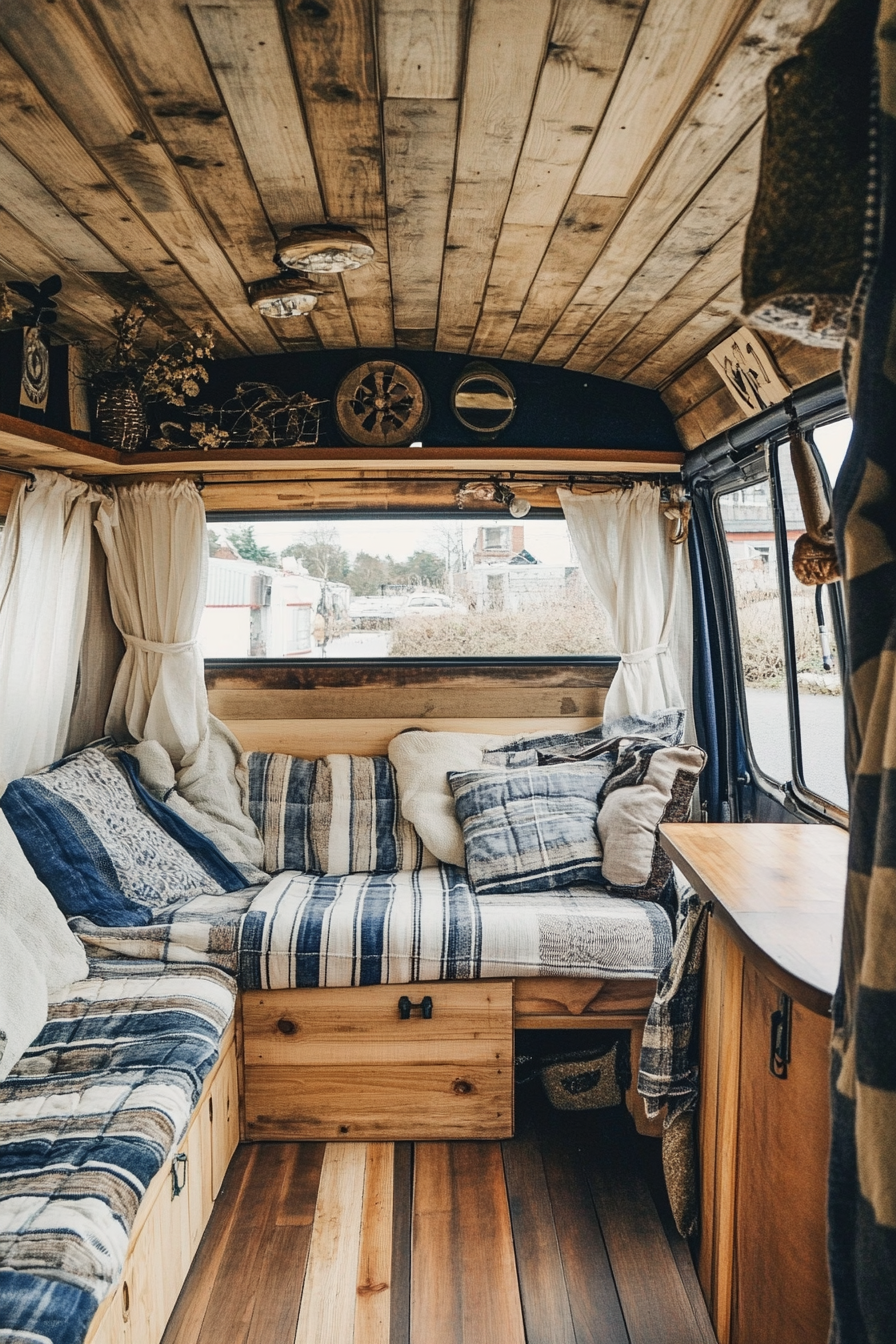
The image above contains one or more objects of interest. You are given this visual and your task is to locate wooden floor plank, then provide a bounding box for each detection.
[243,1145,326,1344]
[635,1136,717,1344]
[389,1144,413,1344]
[578,1111,707,1344]
[412,1142,526,1344]
[295,1143,369,1344]
[534,1110,630,1344]
[192,1145,283,1344]
[502,1121,577,1344]
[354,1144,394,1344]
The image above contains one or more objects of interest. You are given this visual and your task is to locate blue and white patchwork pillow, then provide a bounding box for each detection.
[247,751,433,875]
[448,762,605,896]
[1,747,250,928]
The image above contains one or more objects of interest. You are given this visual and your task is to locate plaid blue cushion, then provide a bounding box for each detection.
[448,762,605,895]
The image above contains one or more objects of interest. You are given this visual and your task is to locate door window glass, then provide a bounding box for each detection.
[776,443,848,810]
[719,479,792,785]
[812,416,852,486]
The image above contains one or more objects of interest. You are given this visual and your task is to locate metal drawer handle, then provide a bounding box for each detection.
[172,1151,188,1198]
[277,1017,298,1035]
[398,995,433,1020]
[769,993,792,1079]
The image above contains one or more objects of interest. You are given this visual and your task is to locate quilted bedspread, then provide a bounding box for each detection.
[238,865,674,989]
[0,963,235,1344]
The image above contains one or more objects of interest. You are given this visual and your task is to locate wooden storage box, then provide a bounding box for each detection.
[240,981,513,1141]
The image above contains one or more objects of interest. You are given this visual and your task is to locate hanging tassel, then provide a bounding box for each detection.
[788,417,841,584]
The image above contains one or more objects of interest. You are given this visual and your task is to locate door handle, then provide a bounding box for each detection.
[398,995,433,1020]
[769,993,792,1078]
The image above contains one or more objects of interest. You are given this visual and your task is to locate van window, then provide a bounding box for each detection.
[776,440,847,810]
[201,515,614,660]
[720,477,792,785]
[812,416,852,485]
[719,435,848,813]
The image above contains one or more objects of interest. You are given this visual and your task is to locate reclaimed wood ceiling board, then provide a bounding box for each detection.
[0,0,833,386]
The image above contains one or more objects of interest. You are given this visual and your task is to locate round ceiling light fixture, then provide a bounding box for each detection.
[275,225,375,275]
[246,274,323,319]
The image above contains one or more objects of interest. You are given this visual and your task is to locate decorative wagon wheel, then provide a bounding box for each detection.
[334,360,430,446]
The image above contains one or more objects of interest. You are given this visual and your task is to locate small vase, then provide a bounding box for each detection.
[94,385,147,453]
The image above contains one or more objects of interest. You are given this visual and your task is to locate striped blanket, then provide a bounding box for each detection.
[0,963,236,1344]
[239,865,673,990]
[69,887,264,973]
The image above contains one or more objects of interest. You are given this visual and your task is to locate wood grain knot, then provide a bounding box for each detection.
[276,1018,297,1035]
[452,1079,474,1095]
[357,1280,389,1297]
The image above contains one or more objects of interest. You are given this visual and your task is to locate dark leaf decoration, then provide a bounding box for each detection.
[7,274,62,327]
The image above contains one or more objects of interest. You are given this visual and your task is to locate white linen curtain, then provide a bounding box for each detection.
[0,470,101,782]
[95,480,209,767]
[558,483,693,733]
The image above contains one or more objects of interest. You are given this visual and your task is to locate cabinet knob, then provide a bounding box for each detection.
[277,1017,297,1035]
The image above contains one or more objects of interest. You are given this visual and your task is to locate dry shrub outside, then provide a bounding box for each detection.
[388,594,615,658]
[733,579,840,692]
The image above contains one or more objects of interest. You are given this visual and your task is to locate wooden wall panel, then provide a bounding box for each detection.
[0,0,277,354]
[435,0,554,352]
[0,0,838,401]
[218,718,601,758]
[209,686,606,722]
[469,0,643,357]
[661,328,843,449]
[84,0,280,292]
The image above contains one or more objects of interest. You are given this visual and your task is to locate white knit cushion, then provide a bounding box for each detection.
[0,808,87,992]
[388,729,510,867]
[0,915,48,1081]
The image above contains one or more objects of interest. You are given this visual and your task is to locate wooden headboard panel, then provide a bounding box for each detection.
[206,660,615,758]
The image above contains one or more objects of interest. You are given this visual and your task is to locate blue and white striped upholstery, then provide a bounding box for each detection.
[0,963,235,1344]
[238,865,672,990]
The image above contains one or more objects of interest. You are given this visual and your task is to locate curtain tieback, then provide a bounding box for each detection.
[123,633,198,656]
[619,642,668,665]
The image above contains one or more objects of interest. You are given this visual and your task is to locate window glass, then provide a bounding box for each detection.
[812,416,852,486]
[201,516,615,659]
[720,479,792,785]
[776,443,848,810]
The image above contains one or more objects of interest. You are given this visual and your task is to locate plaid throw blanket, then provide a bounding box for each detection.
[828,8,896,1338]
[239,865,673,989]
[0,963,235,1344]
[637,889,710,1237]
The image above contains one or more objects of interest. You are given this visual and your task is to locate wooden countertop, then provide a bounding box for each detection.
[659,823,848,1017]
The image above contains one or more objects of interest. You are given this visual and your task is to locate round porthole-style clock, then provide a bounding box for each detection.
[450,362,516,438]
[334,360,430,446]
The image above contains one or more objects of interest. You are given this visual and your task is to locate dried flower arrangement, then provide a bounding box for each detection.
[87,304,215,451]
[153,381,325,453]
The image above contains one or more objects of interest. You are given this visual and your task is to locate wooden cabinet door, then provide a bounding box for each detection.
[734,961,832,1344]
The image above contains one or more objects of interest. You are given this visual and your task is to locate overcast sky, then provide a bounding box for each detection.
[215,516,578,566]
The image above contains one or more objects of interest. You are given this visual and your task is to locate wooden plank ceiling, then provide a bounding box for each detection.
[0,0,835,396]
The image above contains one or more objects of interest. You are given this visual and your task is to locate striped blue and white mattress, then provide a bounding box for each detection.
[239,865,673,990]
[0,962,236,1344]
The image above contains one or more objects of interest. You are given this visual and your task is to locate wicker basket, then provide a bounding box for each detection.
[94,385,148,453]
[540,1041,622,1111]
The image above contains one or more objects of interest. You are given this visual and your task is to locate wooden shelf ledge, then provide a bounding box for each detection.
[0,413,683,479]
